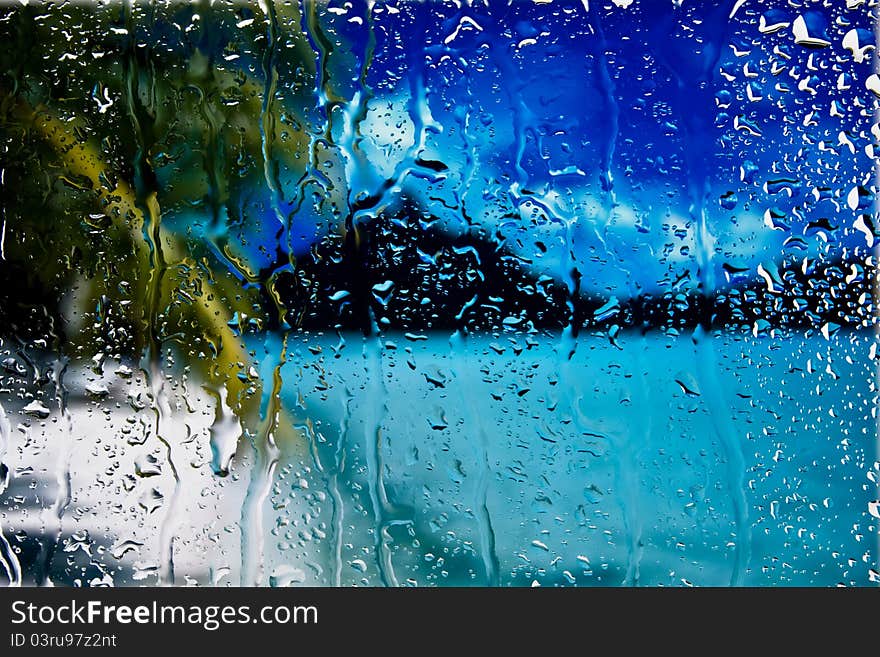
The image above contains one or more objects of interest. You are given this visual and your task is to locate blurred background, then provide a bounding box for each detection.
[0,0,876,587]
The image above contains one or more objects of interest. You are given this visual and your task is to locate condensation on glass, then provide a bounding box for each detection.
[0,0,876,587]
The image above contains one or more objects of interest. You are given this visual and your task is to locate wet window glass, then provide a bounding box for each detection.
[0,0,876,587]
